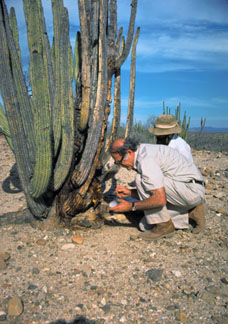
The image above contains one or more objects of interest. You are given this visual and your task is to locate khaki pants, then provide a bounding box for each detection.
[136,175,205,230]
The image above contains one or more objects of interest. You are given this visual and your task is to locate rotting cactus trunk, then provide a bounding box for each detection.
[0,0,139,225]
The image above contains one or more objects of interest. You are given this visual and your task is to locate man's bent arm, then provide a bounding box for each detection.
[133,187,166,211]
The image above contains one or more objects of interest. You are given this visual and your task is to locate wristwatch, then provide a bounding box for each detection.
[131,202,137,211]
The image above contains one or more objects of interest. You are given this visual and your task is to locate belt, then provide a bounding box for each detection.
[189,179,205,186]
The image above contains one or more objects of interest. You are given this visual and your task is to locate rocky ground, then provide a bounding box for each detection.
[0,134,228,324]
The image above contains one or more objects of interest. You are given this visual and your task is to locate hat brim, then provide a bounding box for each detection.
[148,124,182,135]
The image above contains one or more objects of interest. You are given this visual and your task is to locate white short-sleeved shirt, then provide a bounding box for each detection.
[133,144,203,192]
[168,134,193,163]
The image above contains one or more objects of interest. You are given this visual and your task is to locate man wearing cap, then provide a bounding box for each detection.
[149,114,193,163]
[109,136,206,241]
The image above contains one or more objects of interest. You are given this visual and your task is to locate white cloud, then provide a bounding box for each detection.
[122,0,228,73]
[138,31,228,57]
[131,27,228,73]
[135,0,228,26]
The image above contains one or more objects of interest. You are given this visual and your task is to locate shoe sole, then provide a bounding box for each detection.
[192,226,205,234]
[139,231,175,241]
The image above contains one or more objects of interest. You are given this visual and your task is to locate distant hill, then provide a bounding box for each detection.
[189,127,228,133]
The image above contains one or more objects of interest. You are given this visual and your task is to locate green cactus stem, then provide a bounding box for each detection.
[9,7,21,62]
[0,104,13,150]
[24,0,52,198]
[53,7,74,191]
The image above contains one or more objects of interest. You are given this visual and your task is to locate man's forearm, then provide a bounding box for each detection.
[132,188,166,211]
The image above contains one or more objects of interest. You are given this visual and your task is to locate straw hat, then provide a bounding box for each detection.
[148,114,182,135]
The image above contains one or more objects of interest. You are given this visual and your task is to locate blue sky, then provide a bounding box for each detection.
[4,0,228,128]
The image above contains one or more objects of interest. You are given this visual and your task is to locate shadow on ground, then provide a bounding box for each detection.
[2,163,22,193]
[49,315,96,324]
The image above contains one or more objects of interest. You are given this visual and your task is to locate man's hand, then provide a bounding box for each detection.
[109,199,132,213]
[116,186,131,198]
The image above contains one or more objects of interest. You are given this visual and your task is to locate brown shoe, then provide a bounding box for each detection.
[139,219,175,241]
[188,203,206,234]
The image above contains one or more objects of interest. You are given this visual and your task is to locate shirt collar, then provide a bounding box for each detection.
[133,148,139,170]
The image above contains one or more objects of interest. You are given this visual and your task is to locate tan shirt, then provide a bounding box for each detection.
[133,144,204,191]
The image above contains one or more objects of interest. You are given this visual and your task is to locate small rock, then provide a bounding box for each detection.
[119,315,127,322]
[202,167,214,177]
[175,311,188,323]
[61,243,76,250]
[100,297,106,305]
[28,283,38,290]
[179,246,187,253]
[42,285,48,293]
[166,304,179,311]
[8,296,24,316]
[216,208,226,215]
[172,270,182,277]
[36,238,47,246]
[73,269,81,274]
[146,269,164,282]
[213,192,225,199]
[101,304,111,314]
[221,277,228,285]
[72,236,84,245]
[32,267,40,274]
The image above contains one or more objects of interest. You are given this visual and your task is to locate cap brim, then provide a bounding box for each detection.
[148,124,182,135]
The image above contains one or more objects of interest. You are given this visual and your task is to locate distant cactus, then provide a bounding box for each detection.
[200,117,206,133]
[175,102,191,141]
[0,0,139,221]
[162,101,190,141]
[163,101,171,115]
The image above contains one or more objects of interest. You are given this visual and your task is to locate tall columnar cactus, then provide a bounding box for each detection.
[125,27,140,138]
[0,0,139,220]
[175,102,190,141]
[62,0,139,217]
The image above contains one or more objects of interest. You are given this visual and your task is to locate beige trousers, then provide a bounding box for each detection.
[136,175,205,230]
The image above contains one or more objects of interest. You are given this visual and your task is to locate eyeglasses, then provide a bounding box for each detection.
[114,155,125,165]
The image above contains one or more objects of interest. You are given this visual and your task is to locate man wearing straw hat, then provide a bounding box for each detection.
[109,136,206,241]
[149,114,193,163]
